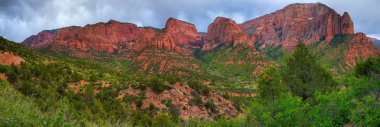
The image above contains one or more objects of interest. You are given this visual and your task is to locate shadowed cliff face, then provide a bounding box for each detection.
[240,3,355,50]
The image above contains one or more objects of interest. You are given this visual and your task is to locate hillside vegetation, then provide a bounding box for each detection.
[0,35,379,126]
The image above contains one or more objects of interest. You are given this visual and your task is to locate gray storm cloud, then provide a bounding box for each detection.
[0,0,379,42]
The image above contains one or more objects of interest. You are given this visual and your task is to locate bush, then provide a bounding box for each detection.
[169,105,181,118]
[150,76,172,94]
[205,100,218,113]
[0,64,9,73]
[188,95,203,106]
[355,56,380,78]
[0,79,73,126]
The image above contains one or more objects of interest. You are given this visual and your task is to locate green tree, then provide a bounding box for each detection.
[354,56,380,78]
[282,43,336,99]
[257,66,287,117]
[350,95,380,127]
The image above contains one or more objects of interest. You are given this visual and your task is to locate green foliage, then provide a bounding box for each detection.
[200,45,272,85]
[0,79,74,126]
[1,34,379,126]
[169,104,181,118]
[355,56,380,78]
[310,34,354,73]
[0,36,42,61]
[149,76,173,94]
[205,99,218,113]
[152,113,175,127]
[189,93,203,106]
[282,43,336,99]
[350,95,380,127]
[0,64,9,73]
[260,45,287,61]
[257,66,288,117]
[188,79,211,96]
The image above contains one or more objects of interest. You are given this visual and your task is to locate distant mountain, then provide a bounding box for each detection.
[369,37,380,46]
[22,3,379,75]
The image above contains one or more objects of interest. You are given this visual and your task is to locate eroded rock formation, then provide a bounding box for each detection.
[240,3,355,50]
[203,17,253,51]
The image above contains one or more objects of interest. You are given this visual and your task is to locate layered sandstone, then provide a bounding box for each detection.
[165,18,202,47]
[22,18,201,54]
[203,17,253,51]
[240,3,354,50]
[133,28,181,52]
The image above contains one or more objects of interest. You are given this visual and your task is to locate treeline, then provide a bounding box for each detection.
[247,44,380,126]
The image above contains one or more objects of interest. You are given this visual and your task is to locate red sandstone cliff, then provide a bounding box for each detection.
[203,17,253,51]
[240,3,354,50]
[343,33,379,69]
[22,18,201,54]
[165,18,202,47]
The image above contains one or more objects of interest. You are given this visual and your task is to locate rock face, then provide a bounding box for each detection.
[0,52,25,66]
[55,20,142,53]
[343,33,379,68]
[341,12,354,35]
[25,20,143,53]
[22,18,201,54]
[203,17,253,51]
[23,30,56,48]
[165,18,202,47]
[22,3,358,52]
[133,28,181,52]
[240,3,354,50]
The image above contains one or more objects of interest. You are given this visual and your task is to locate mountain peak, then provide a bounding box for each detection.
[341,12,354,34]
[202,16,252,51]
[214,17,236,24]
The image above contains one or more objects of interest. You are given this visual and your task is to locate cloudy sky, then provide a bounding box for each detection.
[1,0,380,42]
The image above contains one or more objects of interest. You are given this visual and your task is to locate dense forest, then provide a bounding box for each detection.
[0,34,379,127]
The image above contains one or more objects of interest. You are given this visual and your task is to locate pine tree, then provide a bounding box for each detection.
[282,43,336,99]
[257,66,287,117]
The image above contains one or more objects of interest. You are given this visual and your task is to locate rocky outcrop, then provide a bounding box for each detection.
[341,12,354,35]
[240,3,354,50]
[117,82,239,119]
[165,18,202,47]
[23,30,56,48]
[0,51,25,66]
[343,33,379,68]
[203,17,253,51]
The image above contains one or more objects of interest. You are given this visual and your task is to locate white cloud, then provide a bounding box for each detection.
[367,34,380,40]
